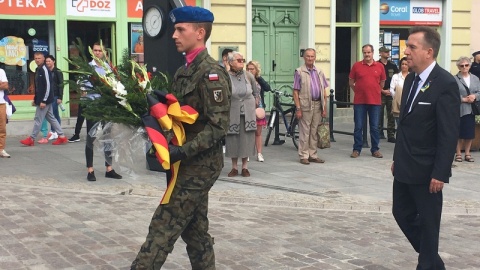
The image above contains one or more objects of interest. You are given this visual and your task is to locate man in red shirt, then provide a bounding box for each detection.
[348,44,386,158]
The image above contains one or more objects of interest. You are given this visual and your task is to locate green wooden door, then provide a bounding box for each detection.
[252,5,299,110]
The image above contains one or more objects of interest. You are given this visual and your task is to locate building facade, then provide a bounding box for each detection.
[1,0,476,120]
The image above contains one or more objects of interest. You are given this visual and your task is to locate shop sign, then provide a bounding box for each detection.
[380,0,442,26]
[66,0,116,18]
[127,0,197,18]
[32,39,49,54]
[0,0,55,15]
[127,0,142,18]
[0,36,27,66]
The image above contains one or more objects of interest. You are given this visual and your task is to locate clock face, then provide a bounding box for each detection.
[143,6,164,38]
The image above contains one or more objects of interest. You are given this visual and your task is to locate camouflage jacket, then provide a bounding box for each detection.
[173,49,231,188]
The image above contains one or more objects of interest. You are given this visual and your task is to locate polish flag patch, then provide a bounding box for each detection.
[209,74,219,81]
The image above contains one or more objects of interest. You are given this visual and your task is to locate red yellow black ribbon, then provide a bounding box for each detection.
[143,90,198,204]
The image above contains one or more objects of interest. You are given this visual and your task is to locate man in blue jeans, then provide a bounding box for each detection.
[348,44,386,158]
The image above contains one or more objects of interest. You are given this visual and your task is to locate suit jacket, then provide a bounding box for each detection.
[455,72,480,117]
[393,64,460,184]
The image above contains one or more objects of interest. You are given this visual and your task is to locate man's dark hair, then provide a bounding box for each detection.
[410,26,441,58]
[46,55,56,62]
[221,48,233,58]
[93,42,101,47]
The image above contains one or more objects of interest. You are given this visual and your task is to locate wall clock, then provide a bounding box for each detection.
[143,5,165,38]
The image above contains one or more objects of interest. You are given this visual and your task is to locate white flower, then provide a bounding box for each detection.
[114,81,127,96]
[117,96,127,107]
[139,80,148,90]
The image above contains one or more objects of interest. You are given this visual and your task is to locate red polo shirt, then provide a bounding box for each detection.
[349,60,386,105]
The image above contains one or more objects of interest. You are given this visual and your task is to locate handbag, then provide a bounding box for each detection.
[4,93,16,120]
[317,118,331,149]
[457,75,480,115]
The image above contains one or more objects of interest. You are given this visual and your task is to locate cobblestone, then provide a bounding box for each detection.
[2,126,480,269]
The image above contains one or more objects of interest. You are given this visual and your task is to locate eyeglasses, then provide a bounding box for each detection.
[459,64,470,68]
[235,59,246,63]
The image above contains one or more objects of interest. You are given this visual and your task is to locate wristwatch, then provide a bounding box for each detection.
[296,107,301,111]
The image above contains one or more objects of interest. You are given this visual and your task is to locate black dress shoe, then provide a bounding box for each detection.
[105,169,122,179]
[87,171,96,181]
[387,137,396,143]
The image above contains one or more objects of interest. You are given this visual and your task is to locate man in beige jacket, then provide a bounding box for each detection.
[293,48,328,164]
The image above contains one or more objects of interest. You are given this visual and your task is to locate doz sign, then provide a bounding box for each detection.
[67,0,116,18]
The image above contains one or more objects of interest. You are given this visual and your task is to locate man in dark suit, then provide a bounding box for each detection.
[392,26,460,270]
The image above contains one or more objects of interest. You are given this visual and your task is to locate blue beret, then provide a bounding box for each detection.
[473,51,480,57]
[170,6,214,24]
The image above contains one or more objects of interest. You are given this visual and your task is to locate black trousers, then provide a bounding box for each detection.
[392,180,445,270]
[85,119,112,168]
[74,104,86,136]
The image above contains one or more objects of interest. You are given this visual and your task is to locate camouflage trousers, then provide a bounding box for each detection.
[379,95,396,139]
[131,186,215,270]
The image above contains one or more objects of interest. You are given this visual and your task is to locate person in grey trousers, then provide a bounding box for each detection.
[20,52,67,146]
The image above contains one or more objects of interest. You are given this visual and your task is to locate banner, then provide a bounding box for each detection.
[0,0,55,15]
[67,0,116,18]
[131,24,144,54]
[380,0,442,26]
[0,36,27,66]
[128,0,198,18]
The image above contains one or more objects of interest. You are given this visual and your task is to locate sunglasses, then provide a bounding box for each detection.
[459,64,469,68]
[235,59,246,63]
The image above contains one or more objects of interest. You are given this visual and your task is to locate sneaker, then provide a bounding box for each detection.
[257,153,264,162]
[350,150,360,158]
[105,169,122,179]
[69,134,80,143]
[52,136,68,145]
[48,132,58,140]
[20,137,34,146]
[87,171,96,181]
[37,138,49,144]
[0,150,11,158]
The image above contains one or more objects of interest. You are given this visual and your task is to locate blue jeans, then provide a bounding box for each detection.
[353,104,381,153]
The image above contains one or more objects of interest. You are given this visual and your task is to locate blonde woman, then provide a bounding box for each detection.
[246,60,271,162]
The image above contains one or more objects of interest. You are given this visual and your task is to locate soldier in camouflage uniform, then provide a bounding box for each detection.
[131,6,231,270]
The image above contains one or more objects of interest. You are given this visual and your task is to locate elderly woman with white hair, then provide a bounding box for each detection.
[225,51,259,177]
[454,56,480,162]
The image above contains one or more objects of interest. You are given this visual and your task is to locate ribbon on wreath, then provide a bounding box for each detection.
[143,90,198,204]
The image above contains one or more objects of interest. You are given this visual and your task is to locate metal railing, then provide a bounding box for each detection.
[328,89,369,148]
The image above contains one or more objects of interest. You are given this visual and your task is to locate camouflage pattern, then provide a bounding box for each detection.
[379,95,396,139]
[131,49,231,270]
[379,60,398,139]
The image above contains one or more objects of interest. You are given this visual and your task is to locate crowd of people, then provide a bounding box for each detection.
[2,5,480,268]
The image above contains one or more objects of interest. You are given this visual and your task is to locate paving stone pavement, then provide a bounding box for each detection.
[1,121,480,269]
